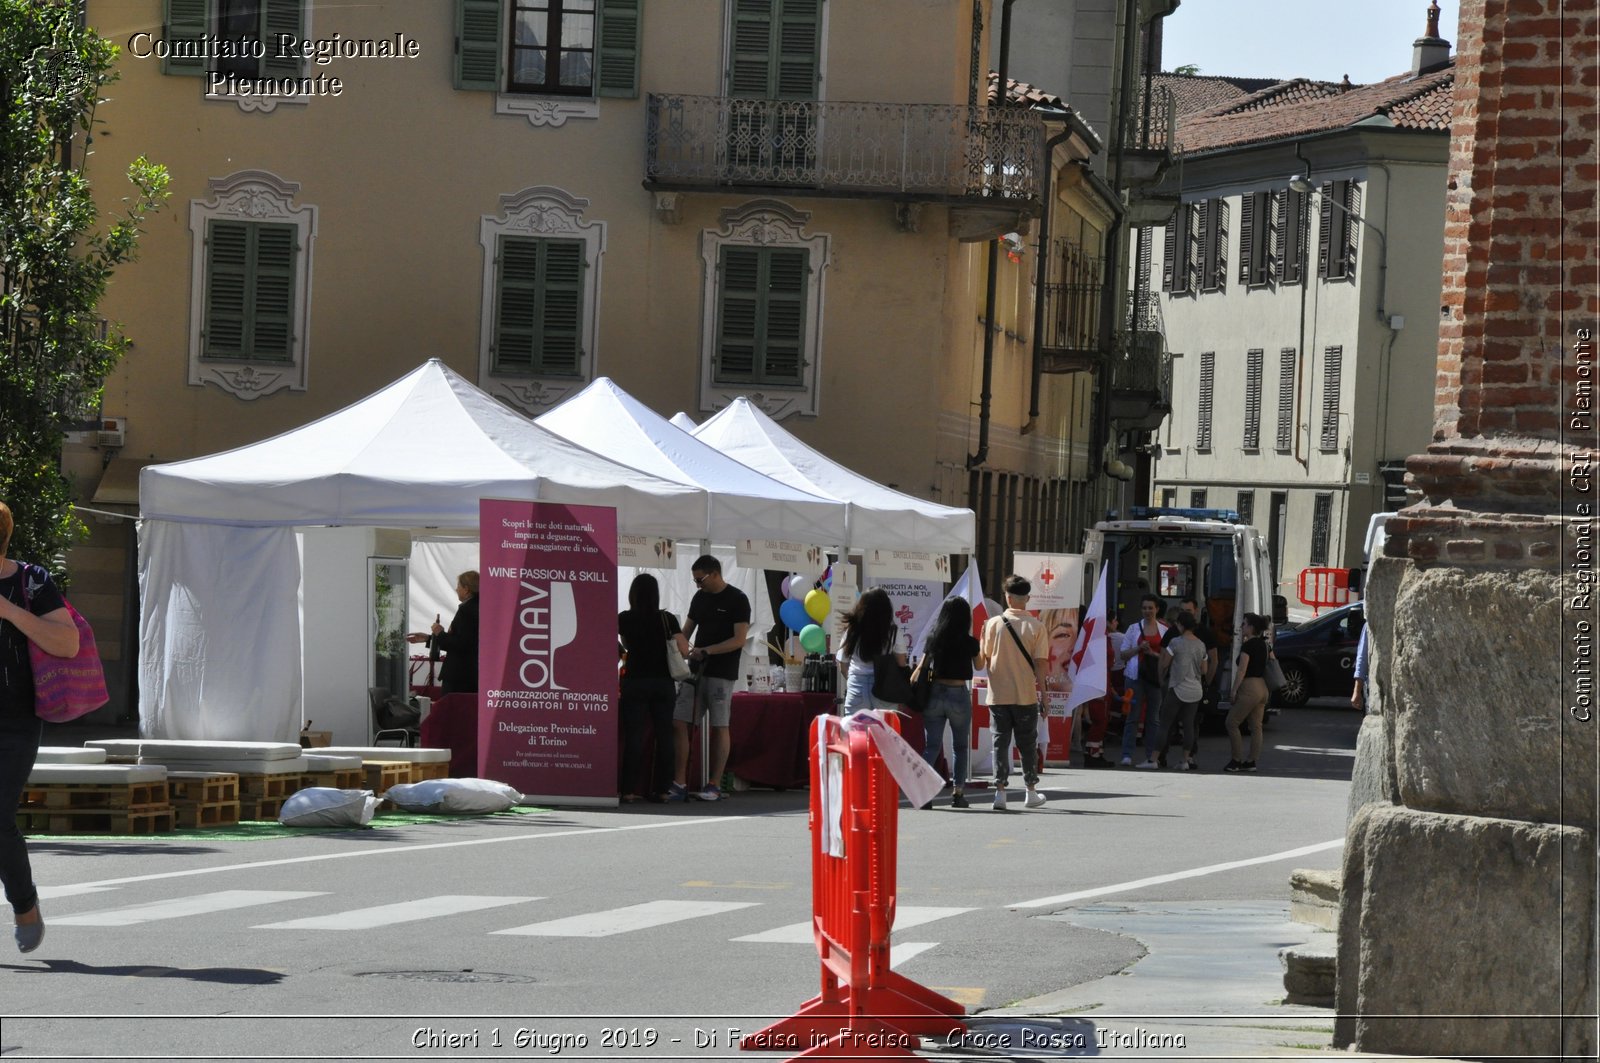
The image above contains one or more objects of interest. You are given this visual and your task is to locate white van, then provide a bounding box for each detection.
[1082,506,1287,718]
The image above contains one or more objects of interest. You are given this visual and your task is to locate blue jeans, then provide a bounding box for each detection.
[842,666,894,711]
[0,714,43,915]
[921,684,971,788]
[990,703,1040,788]
[1121,678,1162,760]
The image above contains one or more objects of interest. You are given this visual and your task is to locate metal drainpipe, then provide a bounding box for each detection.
[1023,119,1076,435]
[967,0,1017,471]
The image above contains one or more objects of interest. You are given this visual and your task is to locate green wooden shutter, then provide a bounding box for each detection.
[775,0,820,100]
[596,0,641,98]
[1237,192,1254,286]
[715,246,761,382]
[1317,181,1333,278]
[538,240,585,376]
[456,0,503,91]
[494,237,540,372]
[1343,181,1361,276]
[262,0,305,77]
[250,224,297,361]
[163,0,208,76]
[761,248,807,382]
[1161,216,1176,292]
[729,0,774,97]
[204,221,250,356]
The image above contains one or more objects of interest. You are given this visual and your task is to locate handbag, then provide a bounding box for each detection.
[21,564,109,723]
[870,652,915,705]
[1264,649,1287,694]
[908,652,936,711]
[662,612,692,682]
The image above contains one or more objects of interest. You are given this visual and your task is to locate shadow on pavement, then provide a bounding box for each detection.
[0,958,285,985]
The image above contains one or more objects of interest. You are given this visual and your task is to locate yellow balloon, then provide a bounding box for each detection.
[804,588,831,622]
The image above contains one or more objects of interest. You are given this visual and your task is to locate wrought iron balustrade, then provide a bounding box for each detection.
[645,93,1043,202]
[1041,237,1104,353]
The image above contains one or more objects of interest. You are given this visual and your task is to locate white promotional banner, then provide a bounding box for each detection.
[736,538,827,575]
[617,534,678,569]
[1012,552,1084,611]
[861,548,952,582]
[845,711,945,809]
[864,577,944,654]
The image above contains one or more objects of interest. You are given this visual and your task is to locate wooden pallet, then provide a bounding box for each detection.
[409,761,450,782]
[16,808,174,835]
[239,796,286,821]
[22,780,170,812]
[363,762,411,793]
[173,800,241,829]
[301,769,364,791]
[238,772,304,800]
[167,772,240,803]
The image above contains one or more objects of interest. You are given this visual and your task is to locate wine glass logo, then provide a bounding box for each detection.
[544,582,578,690]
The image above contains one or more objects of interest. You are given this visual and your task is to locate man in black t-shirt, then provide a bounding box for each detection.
[668,554,751,803]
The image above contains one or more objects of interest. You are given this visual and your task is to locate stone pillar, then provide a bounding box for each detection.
[1336,1,1598,1059]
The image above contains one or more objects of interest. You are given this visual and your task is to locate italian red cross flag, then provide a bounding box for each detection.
[1065,562,1110,713]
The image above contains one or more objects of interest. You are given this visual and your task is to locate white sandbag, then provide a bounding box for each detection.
[384,778,523,815]
[277,787,378,828]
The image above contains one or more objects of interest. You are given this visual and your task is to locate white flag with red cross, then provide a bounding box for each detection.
[1064,562,1110,713]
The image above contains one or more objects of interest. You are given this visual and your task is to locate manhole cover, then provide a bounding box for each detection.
[356,970,538,985]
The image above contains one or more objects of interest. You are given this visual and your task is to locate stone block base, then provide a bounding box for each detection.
[1336,805,1596,1059]
[1289,867,1340,931]
[1281,932,1336,1006]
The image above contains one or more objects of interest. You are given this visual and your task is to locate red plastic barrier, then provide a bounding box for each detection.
[1297,567,1358,614]
[741,713,966,1059]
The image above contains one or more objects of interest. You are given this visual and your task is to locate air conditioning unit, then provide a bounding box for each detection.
[96,417,126,447]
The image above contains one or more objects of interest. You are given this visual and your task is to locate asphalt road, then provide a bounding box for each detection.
[1,704,1361,1061]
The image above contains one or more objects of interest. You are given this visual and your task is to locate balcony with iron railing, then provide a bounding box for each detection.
[1039,237,1105,373]
[1108,290,1172,430]
[644,94,1044,208]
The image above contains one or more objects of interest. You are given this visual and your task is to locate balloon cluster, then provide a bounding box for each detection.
[779,566,834,654]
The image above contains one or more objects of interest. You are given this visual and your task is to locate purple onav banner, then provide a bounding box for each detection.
[479,499,618,805]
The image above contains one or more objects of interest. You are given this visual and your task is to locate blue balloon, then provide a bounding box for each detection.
[780,598,810,633]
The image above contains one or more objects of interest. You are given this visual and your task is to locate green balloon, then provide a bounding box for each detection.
[799,624,826,654]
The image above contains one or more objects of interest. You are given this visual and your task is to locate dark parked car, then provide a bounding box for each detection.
[1270,603,1365,707]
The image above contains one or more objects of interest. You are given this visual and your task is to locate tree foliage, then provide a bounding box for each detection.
[1,0,167,570]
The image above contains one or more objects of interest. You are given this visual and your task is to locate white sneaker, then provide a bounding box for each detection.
[1136,759,1158,769]
[1119,755,1133,766]
[1024,789,1046,809]
[992,788,1008,811]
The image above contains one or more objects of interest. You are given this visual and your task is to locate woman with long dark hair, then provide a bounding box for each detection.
[916,597,982,808]
[0,501,80,953]
[837,587,904,711]
[617,573,689,801]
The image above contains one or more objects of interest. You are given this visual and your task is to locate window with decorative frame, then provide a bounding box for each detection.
[478,186,606,412]
[160,0,310,111]
[698,200,829,420]
[455,0,640,126]
[187,171,316,399]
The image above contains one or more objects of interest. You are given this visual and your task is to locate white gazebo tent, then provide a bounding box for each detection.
[692,398,977,553]
[137,359,707,744]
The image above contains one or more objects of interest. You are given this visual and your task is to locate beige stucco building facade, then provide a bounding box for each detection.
[66,0,1120,717]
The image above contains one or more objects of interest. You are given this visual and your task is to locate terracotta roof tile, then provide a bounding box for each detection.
[987,71,1065,109]
[1173,60,1455,154]
[1149,73,1282,118]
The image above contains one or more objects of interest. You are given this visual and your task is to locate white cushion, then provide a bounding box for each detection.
[383,778,523,815]
[138,756,309,775]
[300,754,364,772]
[34,747,108,764]
[28,764,167,785]
[317,746,451,764]
[87,739,303,761]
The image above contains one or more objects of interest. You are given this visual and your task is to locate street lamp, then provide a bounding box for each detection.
[1286,174,1390,323]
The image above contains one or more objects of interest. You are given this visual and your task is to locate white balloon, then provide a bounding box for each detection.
[788,573,812,601]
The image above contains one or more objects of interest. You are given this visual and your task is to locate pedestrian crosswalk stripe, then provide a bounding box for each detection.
[253,895,541,931]
[492,900,760,938]
[888,942,938,969]
[732,905,976,944]
[38,885,119,900]
[52,890,327,927]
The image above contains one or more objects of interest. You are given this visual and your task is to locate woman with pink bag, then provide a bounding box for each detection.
[0,501,81,954]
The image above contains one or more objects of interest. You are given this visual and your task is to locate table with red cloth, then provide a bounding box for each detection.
[419,693,478,778]
[726,692,835,789]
